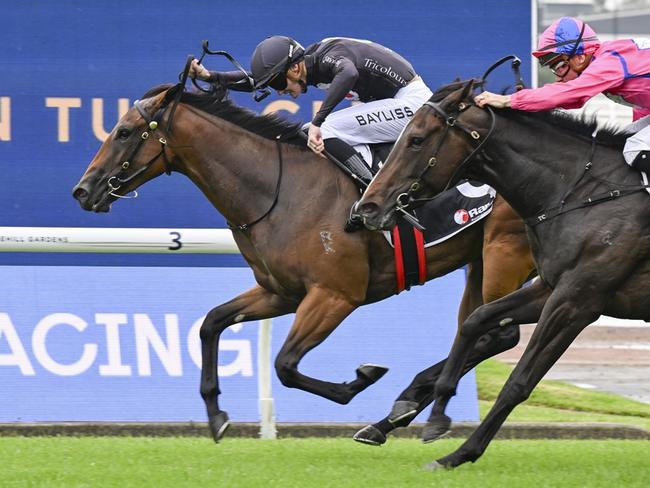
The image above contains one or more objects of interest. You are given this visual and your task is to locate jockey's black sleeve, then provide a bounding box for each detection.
[206,70,254,92]
[311,58,359,127]
[304,38,417,127]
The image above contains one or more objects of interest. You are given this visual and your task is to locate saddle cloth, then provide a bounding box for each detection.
[383,180,496,248]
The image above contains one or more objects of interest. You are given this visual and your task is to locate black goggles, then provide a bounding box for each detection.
[549,57,571,77]
[267,72,288,91]
[539,52,564,67]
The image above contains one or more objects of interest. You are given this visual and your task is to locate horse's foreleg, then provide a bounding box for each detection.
[430,284,602,470]
[423,279,551,442]
[274,287,387,404]
[200,285,293,443]
[354,260,485,445]
[353,258,524,446]
[353,323,520,445]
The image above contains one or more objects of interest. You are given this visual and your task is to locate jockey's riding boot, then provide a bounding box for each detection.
[323,138,373,186]
[631,150,650,173]
[342,153,374,186]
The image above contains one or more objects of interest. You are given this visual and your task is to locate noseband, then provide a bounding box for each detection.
[108,56,194,198]
[395,100,496,211]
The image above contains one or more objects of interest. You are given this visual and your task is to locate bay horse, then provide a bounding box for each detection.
[354,80,650,468]
[71,81,534,444]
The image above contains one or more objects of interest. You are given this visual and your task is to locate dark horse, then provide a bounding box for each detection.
[354,80,650,468]
[72,81,534,444]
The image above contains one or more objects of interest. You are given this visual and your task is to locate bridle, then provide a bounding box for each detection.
[107,100,173,199]
[108,52,285,232]
[394,55,520,214]
[107,57,194,199]
[395,98,496,212]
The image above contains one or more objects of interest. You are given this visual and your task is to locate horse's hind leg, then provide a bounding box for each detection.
[200,285,294,443]
[355,208,537,446]
[274,286,388,404]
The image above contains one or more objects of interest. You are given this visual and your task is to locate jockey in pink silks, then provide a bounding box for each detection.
[475,17,650,176]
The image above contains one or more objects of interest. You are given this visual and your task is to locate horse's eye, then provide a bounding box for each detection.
[410,136,425,148]
[116,128,131,140]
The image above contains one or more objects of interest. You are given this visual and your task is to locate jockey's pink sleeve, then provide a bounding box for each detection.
[510,55,625,112]
[633,107,650,121]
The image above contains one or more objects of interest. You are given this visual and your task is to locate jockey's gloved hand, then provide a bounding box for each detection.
[189,59,211,81]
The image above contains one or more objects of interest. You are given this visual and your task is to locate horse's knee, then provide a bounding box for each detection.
[199,308,230,342]
[501,379,531,404]
[475,323,520,354]
[459,308,490,338]
[434,378,456,399]
[200,381,215,401]
[274,355,298,388]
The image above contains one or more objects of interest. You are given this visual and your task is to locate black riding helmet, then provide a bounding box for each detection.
[251,36,305,91]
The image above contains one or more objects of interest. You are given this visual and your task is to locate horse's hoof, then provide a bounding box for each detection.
[421,414,452,443]
[356,363,389,383]
[388,400,418,426]
[352,425,386,446]
[423,461,447,472]
[209,411,230,443]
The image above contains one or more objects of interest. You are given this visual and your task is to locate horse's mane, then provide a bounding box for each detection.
[504,110,629,149]
[141,84,305,145]
[430,79,631,149]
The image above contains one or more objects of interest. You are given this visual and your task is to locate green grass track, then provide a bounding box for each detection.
[1,437,649,487]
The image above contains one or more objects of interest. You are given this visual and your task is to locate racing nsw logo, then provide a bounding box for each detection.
[454,203,492,225]
[355,107,414,126]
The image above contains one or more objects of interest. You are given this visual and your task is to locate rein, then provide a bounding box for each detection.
[525,131,650,226]
[394,55,520,212]
[228,137,285,232]
[406,104,648,228]
[395,100,496,212]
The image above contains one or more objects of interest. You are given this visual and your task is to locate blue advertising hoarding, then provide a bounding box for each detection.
[0,266,477,422]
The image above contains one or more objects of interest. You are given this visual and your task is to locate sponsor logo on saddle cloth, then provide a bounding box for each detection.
[384,180,496,247]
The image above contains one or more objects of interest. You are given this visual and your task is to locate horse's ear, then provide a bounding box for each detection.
[461,79,475,99]
[441,80,474,111]
[163,83,183,104]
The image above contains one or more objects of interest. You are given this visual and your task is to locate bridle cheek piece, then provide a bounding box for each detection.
[107,101,173,200]
[396,100,495,209]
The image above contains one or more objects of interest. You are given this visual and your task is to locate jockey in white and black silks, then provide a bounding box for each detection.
[189,36,433,184]
[475,17,650,181]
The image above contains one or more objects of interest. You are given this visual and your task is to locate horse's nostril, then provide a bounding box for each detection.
[359,202,379,217]
[72,187,88,201]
